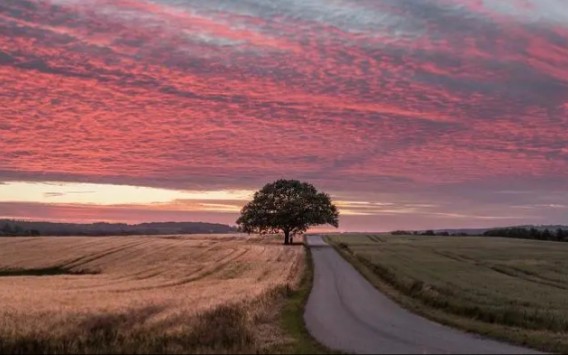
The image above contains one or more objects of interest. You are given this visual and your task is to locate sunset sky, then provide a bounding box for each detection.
[1,0,567,231]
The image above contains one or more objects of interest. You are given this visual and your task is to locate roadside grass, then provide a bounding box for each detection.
[326,234,568,354]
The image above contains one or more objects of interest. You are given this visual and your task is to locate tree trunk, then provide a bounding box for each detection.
[284,230,290,245]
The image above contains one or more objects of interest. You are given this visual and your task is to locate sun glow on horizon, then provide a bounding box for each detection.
[0,181,255,206]
[0,181,529,223]
[0,181,379,216]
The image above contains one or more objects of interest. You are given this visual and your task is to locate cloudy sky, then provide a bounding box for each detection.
[1,0,567,231]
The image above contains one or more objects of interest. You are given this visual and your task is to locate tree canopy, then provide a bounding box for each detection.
[236,179,339,244]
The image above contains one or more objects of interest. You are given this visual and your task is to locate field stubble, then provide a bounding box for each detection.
[0,234,305,353]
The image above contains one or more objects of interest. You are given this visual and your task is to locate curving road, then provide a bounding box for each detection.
[304,235,539,354]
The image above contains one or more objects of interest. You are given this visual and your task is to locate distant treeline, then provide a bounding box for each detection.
[0,222,40,236]
[483,227,568,242]
[0,220,238,237]
[391,230,469,237]
[390,225,568,242]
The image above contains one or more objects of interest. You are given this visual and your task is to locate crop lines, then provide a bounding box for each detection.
[0,234,304,353]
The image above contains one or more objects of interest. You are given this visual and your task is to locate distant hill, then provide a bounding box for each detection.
[0,219,238,236]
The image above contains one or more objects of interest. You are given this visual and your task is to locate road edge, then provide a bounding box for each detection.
[272,238,339,354]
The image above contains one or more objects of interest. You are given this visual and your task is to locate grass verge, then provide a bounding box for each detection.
[326,236,566,354]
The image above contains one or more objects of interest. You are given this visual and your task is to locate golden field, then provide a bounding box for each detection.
[0,234,305,354]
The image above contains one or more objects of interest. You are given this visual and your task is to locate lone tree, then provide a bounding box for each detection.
[236,179,339,245]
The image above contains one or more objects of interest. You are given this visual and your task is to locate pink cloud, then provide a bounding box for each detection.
[0,0,567,228]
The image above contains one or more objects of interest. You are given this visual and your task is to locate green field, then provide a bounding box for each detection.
[326,234,568,353]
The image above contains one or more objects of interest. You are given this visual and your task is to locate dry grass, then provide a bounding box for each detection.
[0,234,305,354]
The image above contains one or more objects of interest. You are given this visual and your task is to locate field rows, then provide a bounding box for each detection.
[0,235,304,353]
[328,234,568,353]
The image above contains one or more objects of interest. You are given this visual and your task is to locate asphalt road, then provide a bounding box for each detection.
[303,235,539,354]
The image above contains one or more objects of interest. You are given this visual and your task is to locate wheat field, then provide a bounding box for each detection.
[0,234,304,354]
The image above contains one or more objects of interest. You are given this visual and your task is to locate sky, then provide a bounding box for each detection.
[0,0,567,231]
